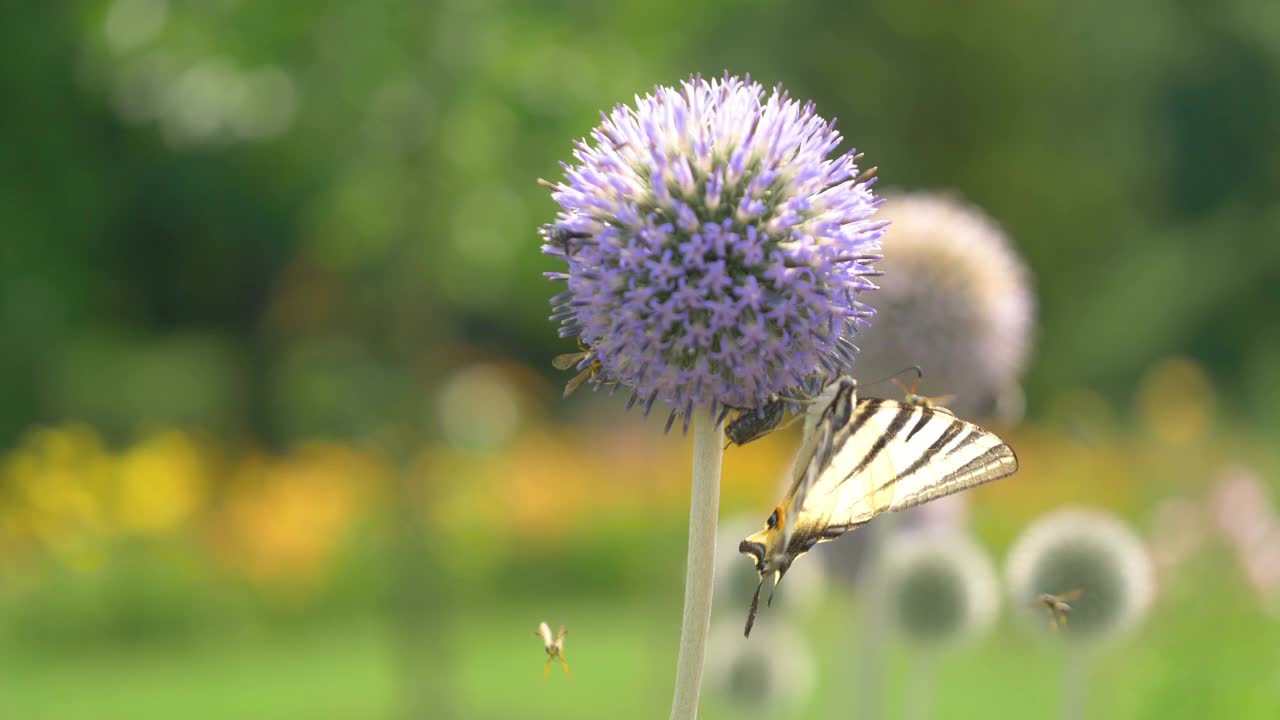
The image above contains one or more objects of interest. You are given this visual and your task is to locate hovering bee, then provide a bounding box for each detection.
[552,339,605,398]
[1036,590,1083,629]
[892,366,956,412]
[534,621,570,678]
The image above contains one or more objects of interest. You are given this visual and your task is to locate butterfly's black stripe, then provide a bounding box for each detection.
[845,403,916,481]
[892,417,966,485]
[905,408,936,442]
[891,444,1015,509]
[944,444,1017,487]
[845,398,884,440]
[819,397,882,469]
[944,426,980,457]
[827,380,858,427]
[820,519,871,539]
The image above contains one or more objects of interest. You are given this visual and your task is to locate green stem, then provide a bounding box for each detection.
[669,417,724,720]
[905,651,937,720]
[853,513,895,720]
[1063,646,1088,720]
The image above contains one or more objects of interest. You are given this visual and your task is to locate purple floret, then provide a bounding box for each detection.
[542,74,885,427]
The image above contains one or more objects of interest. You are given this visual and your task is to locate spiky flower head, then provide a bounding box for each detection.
[852,192,1034,417]
[705,617,815,715]
[882,531,1000,649]
[1007,509,1155,643]
[541,74,884,429]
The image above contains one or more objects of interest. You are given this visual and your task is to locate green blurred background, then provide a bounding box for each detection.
[2,1,1279,719]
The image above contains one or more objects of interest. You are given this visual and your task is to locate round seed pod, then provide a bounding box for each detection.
[881,531,1000,649]
[1007,508,1155,643]
[705,617,816,715]
[853,192,1035,418]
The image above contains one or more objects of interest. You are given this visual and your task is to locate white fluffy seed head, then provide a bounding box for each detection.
[882,530,1000,650]
[854,192,1035,417]
[705,617,816,714]
[1007,508,1156,644]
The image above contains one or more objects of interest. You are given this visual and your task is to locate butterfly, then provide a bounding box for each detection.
[534,621,571,677]
[738,376,1019,637]
[1035,590,1083,629]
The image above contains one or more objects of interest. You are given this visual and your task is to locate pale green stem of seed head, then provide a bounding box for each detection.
[669,418,724,720]
[1062,645,1090,720]
[905,650,938,720]
[853,513,896,720]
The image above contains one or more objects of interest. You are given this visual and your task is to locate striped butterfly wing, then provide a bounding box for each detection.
[775,378,858,554]
[796,398,1017,539]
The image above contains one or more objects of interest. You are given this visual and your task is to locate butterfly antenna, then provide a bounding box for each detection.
[743,579,764,638]
[864,365,925,390]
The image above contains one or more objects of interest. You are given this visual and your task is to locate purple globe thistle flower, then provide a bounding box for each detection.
[541,74,884,431]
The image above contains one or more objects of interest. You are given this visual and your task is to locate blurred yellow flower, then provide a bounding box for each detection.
[211,444,379,585]
[426,422,793,547]
[115,430,211,534]
[1137,357,1214,446]
[1,425,113,565]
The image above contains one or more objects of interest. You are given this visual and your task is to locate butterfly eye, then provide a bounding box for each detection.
[767,509,779,529]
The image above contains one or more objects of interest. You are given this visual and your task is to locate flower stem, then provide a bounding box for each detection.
[905,651,937,720]
[853,513,895,720]
[669,417,724,720]
[1062,645,1088,720]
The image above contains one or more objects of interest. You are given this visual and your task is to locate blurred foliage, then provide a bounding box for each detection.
[3,0,1279,446]
[1,364,1279,718]
[0,355,1274,628]
[3,0,1280,718]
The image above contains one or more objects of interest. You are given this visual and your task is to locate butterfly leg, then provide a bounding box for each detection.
[775,412,805,433]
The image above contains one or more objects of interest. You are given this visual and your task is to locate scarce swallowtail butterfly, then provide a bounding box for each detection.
[738,377,1019,637]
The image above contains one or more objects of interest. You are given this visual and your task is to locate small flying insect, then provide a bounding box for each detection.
[537,217,592,259]
[892,366,956,412]
[553,339,605,398]
[1035,589,1084,629]
[534,621,570,678]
